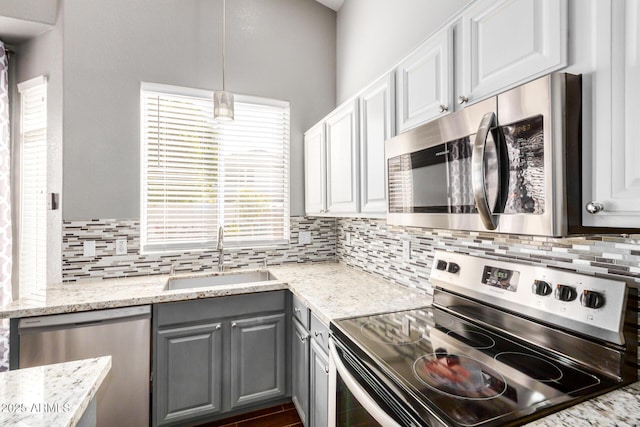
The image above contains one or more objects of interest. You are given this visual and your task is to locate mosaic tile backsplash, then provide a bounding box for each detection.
[336,218,640,292]
[62,216,336,282]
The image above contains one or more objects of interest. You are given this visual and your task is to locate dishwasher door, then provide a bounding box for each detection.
[18,306,151,427]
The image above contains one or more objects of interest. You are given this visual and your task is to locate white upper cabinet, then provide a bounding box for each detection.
[582,0,640,227]
[396,28,453,133]
[359,73,394,215]
[304,123,326,215]
[325,100,360,213]
[457,0,567,107]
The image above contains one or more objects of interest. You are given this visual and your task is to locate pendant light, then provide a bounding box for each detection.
[214,0,234,121]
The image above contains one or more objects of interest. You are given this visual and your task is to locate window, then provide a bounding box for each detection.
[17,76,47,292]
[141,83,290,252]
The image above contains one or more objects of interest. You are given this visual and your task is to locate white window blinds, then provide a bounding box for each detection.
[141,84,290,252]
[17,76,47,292]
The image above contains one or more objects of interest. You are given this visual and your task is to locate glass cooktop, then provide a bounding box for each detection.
[331,307,618,426]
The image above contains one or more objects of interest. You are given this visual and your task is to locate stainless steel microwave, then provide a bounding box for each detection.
[385,73,582,236]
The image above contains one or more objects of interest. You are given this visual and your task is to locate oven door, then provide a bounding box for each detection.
[328,339,423,427]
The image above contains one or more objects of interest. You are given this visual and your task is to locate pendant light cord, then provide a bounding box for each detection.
[222,0,226,92]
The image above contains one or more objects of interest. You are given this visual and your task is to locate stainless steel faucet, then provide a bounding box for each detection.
[217,226,224,272]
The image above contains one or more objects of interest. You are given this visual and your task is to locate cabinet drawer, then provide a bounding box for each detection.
[310,312,330,350]
[156,291,285,328]
[292,295,310,329]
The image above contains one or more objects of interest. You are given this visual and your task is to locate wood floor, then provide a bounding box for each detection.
[197,402,302,427]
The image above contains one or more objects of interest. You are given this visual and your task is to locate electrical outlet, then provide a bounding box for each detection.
[115,239,127,255]
[345,232,351,245]
[83,241,96,257]
[403,240,411,260]
[298,231,311,245]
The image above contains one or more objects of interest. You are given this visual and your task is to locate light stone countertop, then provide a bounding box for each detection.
[0,356,111,427]
[268,262,433,324]
[524,381,640,426]
[0,262,432,322]
[0,261,637,426]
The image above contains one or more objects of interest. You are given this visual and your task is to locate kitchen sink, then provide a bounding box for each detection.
[166,271,274,290]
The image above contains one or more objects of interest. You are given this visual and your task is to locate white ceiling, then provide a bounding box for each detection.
[315,0,344,12]
[0,16,53,45]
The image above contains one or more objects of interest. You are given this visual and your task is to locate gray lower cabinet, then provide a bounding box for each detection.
[153,291,288,426]
[230,313,287,409]
[291,318,310,425]
[309,339,329,427]
[290,295,330,427]
[156,322,223,424]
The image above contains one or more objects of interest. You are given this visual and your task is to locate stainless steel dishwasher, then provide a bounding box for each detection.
[17,305,151,427]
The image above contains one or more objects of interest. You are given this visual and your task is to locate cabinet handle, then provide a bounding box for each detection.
[215,324,221,330]
[457,95,469,105]
[300,333,310,343]
[231,322,237,328]
[294,308,301,314]
[324,365,329,374]
[586,201,605,214]
[314,331,323,337]
[439,104,448,113]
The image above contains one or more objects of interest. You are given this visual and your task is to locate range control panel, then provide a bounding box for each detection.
[430,251,629,345]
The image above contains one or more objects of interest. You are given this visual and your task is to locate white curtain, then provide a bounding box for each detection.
[0,41,13,371]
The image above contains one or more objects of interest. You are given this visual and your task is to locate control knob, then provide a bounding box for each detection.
[555,284,577,302]
[580,290,605,309]
[447,262,460,274]
[532,280,552,296]
[436,260,448,271]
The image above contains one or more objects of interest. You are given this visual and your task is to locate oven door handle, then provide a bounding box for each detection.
[472,111,498,230]
[329,340,402,427]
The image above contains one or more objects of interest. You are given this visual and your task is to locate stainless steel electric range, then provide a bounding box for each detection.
[329,251,638,427]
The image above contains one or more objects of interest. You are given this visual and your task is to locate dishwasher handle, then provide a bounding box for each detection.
[18,305,151,333]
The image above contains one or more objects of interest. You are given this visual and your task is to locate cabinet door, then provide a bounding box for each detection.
[309,339,329,427]
[458,0,567,105]
[304,123,326,215]
[583,0,640,227]
[326,100,360,213]
[396,28,453,132]
[229,313,286,410]
[155,322,223,426]
[359,73,394,215]
[291,319,310,426]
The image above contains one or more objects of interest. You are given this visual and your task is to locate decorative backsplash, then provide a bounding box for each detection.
[336,218,640,293]
[62,216,336,282]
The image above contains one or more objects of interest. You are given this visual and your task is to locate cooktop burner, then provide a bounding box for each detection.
[494,352,563,382]
[413,351,507,400]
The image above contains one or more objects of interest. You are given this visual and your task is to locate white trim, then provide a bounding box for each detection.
[17,75,47,94]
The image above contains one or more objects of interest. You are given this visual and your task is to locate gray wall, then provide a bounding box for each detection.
[62,0,336,219]
[336,0,472,103]
[0,0,58,24]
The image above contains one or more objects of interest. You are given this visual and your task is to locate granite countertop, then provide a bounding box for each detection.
[0,262,637,426]
[0,357,111,427]
[524,381,640,426]
[0,262,432,322]
[269,262,433,324]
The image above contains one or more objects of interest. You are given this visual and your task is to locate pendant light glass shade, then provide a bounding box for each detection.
[214,0,234,121]
[214,90,234,121]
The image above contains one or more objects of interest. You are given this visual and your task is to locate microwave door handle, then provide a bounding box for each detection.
[472,112,498,230]
[328,340,402,427]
